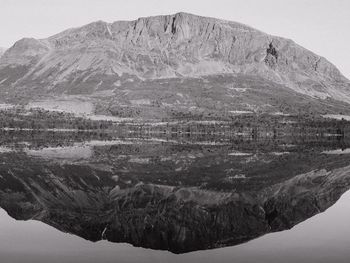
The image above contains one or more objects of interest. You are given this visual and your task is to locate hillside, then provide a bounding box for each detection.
[0,12,349,120]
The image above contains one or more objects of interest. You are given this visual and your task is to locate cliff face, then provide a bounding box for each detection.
[0,13,349,117]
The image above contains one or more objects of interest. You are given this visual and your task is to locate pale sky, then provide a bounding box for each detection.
[0,0,349,78]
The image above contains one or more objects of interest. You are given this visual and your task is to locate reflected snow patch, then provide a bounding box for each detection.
[26,146,93,160]
[0,103,15,110]
[271,152,290,156]
[323,114,350,121]
[0,146,13,153]
[228,152,252,156]
[129,157,151,164]
[323,148,350,155]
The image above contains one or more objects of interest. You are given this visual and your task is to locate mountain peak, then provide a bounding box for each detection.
[0,38,49,66]
[48,12,258,44]
[0,12,349,115]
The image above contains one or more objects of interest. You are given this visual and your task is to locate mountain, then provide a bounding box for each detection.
[0,47,6,58]
[0,12,349,119]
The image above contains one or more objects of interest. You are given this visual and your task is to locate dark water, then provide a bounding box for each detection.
[1,130,350,262]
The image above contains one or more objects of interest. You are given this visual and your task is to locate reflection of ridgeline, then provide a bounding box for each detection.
[107,167,350,253]
[0,150,350,253]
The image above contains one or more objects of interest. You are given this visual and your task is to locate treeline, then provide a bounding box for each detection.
[1,108,349,138]
[127,114,350,138]
[0,108,115,131]
[0,129,115,149]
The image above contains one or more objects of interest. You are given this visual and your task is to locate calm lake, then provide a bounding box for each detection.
[1,130,350,262]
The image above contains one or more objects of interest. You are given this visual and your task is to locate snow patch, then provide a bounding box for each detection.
[26,100,94,115]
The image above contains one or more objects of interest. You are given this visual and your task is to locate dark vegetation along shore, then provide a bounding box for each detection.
[0,107,349,139]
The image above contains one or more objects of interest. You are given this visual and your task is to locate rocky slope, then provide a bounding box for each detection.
[0,13,349,118]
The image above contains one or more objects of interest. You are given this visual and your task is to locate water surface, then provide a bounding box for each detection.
[0,130,350,261]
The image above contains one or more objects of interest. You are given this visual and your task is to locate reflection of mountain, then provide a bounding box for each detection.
[1,134,350,253]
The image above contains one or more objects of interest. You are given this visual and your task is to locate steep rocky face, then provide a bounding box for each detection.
[0,12,349,117]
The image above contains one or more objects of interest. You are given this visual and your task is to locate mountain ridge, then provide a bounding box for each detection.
[0,12,349,119]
